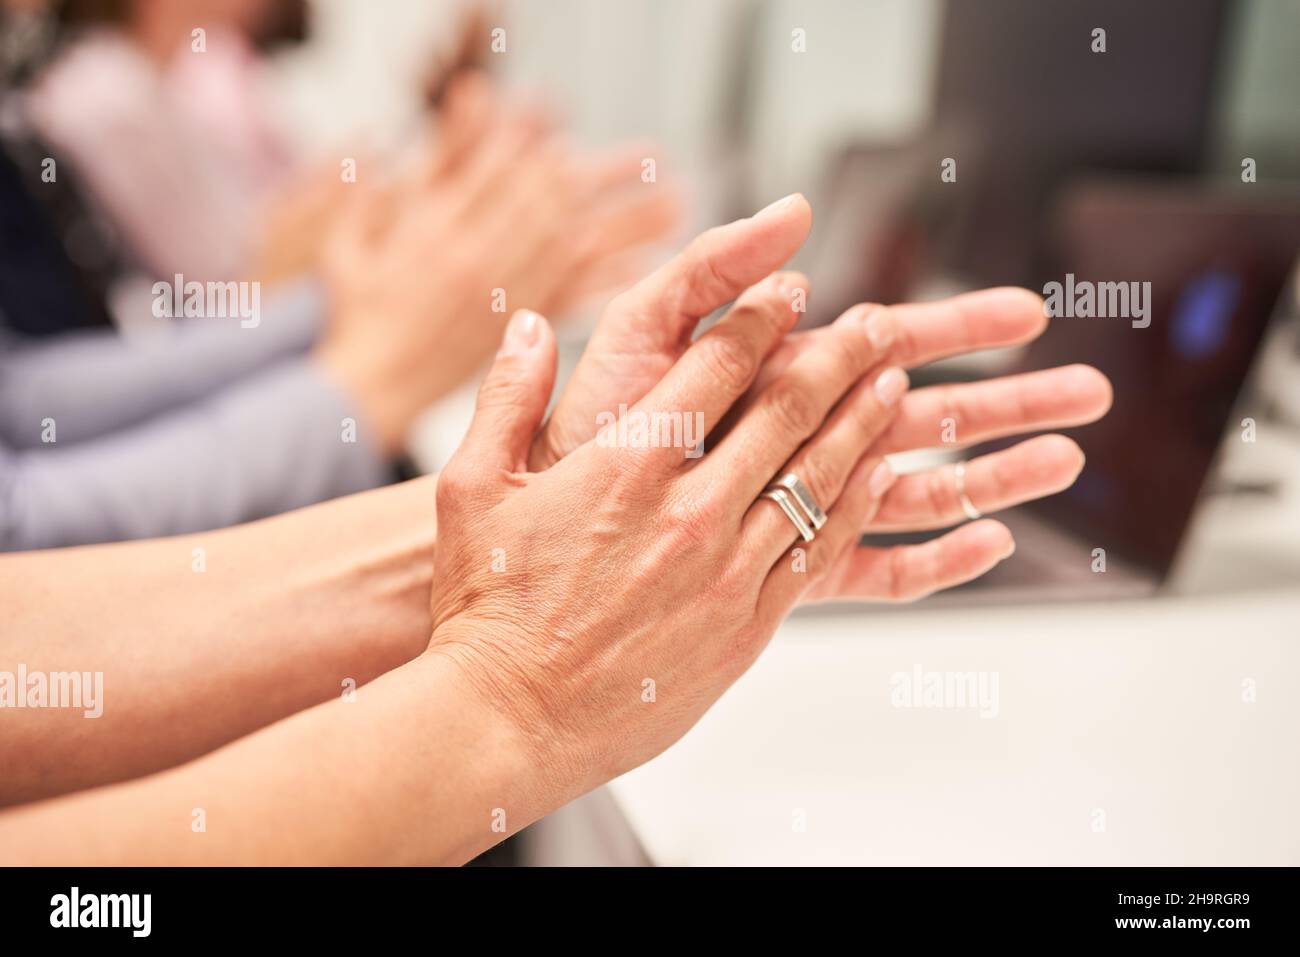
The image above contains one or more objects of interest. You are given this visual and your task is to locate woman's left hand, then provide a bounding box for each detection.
[526,197,1112,603]
[427,273,908,793]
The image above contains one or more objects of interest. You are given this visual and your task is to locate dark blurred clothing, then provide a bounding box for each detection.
[0,97,392,551]
[0,121,116,335]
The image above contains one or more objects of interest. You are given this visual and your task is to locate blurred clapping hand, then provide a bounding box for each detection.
[303,71,681,454]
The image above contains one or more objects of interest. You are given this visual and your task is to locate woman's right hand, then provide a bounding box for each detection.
[426,201,911,801]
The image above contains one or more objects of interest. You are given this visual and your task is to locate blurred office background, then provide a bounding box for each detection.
[259,0,1300,416]
[267,0,1300,597]
[272,0,1300,218]
[4,0,1298,864]
[268,0,1298,864]
[294,0,1295,864]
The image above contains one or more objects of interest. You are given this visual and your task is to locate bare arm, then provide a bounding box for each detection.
[0,197,1109,864]
[0,477,435,806]
[0,651,536,866]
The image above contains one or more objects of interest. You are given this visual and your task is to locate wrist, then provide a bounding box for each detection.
[423,619,597,815]
[406,646,570,863]
[266,477,439,674]
[313,336,415,455]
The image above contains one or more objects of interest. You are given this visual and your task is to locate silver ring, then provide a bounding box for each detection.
[953,462,982,521]
[771,473,827,530]
[761,473,825,542]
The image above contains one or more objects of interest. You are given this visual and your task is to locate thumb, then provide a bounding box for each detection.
[460,310,558,474]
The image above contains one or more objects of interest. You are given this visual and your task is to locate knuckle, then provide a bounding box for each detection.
[886,546,915,602]
[938,383,965,431]
[827,321,867,377]
[659,233,727,317]
[988,458,1013,502]
[477,369,531,410]
[660,490,724,550]
[767,383,819,438]
[692,237,734,300]
[698,331,758,394]
[733,290,789,334]
[848,397,887,443]
[437,459,486,512]
[925,469,956,521]
[608,442,659,485]
[795,449,838,505]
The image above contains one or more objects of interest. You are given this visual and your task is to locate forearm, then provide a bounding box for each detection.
[0,651,552,866]
[0,476,437,806]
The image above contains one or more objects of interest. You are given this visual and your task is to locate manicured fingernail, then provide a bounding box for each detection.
[868,461,896,498]
[500,310,540,355]
[874,367,908,406]
[756,193,798,218]
[865,309,894,350]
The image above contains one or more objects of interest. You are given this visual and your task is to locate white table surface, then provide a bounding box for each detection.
[604,429,1300,865]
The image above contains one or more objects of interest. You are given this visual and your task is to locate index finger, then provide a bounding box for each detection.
[625,270,805,468]
[593,193,812,354]
[888,287,1047,367]
[531,196,814,468]
[740,286,1051,392]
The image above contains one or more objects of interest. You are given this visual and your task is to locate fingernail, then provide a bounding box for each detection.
[864,309,894,350]
[500,310,540,355]
[868,461,896,498]
[1001,537,1017,560]
[755,193,798,218]
[874,367,908,406]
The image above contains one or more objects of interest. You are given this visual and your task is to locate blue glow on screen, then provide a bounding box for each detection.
[1066,469,1111,509]
[1170,270,1240,359]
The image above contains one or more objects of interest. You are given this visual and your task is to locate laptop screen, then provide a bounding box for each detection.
[1021,182,1300,577]
[932,0,1226,287]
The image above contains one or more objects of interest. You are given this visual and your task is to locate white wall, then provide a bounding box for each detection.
[268,0,943,227]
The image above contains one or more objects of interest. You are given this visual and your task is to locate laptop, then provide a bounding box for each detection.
[807,0,1227,322]
[860,181,1300,605]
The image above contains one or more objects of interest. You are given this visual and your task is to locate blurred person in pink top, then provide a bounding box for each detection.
[25,0,306,281]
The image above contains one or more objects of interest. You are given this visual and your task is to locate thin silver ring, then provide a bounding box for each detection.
[761,488,815,542]
[953,462,982,521]
[761,473,825,542]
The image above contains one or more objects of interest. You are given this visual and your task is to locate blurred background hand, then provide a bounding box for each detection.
[313,72,681,452]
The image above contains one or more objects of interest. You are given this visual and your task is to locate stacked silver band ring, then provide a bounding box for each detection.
[761,473,827,542]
